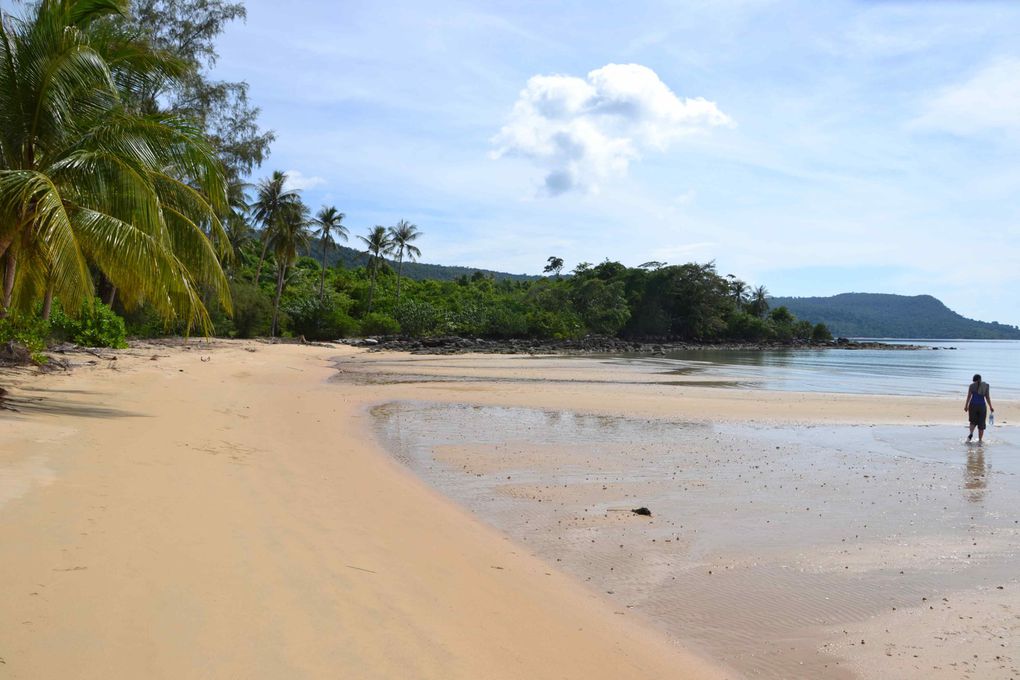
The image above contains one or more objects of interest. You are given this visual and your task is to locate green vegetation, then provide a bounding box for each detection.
[770,293,1020,340]
[50,299,128,348]
[190,240,828,343]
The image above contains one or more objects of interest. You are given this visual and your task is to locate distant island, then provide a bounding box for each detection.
[769,293,1020,340]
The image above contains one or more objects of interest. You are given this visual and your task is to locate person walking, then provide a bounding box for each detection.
[965,373,994,443]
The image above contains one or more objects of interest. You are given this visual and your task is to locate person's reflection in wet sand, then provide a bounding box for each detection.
[965,446,988,503]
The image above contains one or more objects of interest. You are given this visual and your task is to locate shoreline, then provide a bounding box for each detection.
[351,335,925,355]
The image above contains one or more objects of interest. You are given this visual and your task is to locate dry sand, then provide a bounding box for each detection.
[2,344,1017,679]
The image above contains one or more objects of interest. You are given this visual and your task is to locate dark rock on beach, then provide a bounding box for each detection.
[340,334,917,356]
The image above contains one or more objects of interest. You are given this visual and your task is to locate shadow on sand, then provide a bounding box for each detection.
[0,386,145,419]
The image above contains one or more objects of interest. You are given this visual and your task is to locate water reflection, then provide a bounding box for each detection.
[964,446,988,503]
[618,339,1020,398]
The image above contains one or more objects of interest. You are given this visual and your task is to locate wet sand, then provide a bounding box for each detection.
[342,352,1020,679]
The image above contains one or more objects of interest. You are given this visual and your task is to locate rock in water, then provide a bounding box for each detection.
[631,507,652,517]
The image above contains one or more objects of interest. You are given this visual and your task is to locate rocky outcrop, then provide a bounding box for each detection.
[338,335,915,355]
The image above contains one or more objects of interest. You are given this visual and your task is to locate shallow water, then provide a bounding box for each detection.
[374,402,1020,679]
[613,339,1020,398]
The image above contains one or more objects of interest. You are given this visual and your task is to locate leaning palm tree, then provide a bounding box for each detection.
[0,0,231,331]
[311,206,348,299]
[268,200,310,337]
[387,219,422,305]
[358,225,392,314]
[250,170,300,285]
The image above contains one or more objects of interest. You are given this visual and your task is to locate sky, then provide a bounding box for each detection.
[210,0,1020,326]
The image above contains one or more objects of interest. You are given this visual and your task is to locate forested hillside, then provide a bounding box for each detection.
[311,245,536,282]
[770,293,1020,339]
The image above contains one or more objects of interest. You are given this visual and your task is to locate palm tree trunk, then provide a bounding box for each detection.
[105,286,117,307]
[367,261,377,314]
[42,285,54,320]
[2,248,17,315]
[0,232,14,266]
[319,238,328,300]
[253,238,270,285]
[271,264,286,337]
[395,253,404,305]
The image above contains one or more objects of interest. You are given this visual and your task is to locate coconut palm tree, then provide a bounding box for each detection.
[0,0,231,331]
[250,170,300,285]
[219,178,252,275]
[358,225,392,314]
[726,274,748,306]
[268,200,310,337]
[387,219,421,304]
[312,206,348,299]
[749,285,770,318]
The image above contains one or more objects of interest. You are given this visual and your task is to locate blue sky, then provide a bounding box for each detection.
[212,0,1020,326]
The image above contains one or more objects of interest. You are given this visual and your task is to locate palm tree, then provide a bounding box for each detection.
[312,206,348,299]
[726,274,748,306]
[0,0,231,331]
[749,285,770,318]
[358,225,392,314]
[387,220,421,304]
[250,170,300,285]
[268,200,310,337]
[221,178,252,275]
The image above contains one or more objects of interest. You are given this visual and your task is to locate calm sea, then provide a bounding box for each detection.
[620,339,1020,398]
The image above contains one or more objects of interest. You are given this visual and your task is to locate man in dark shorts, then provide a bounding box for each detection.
[965,374,994,443]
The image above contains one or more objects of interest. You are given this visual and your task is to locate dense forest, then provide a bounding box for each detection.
[770,293,1020,340]
[0,1,831,360]
[134,246,834,344]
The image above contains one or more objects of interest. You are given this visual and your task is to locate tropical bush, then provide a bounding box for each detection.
[228,282,276,339]
[285,294,359,340]
[50,300,127,349]
[394,300,445,337]
[360,312,400,336]
[0,314,50,363]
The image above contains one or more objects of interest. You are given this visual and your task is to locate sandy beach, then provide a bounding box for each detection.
[2,343,1018,679]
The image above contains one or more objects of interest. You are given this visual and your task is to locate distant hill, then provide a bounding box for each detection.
[304,242,537,282]
[769,293,1020,339]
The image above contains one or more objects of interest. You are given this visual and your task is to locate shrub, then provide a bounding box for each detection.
[50,299,127,348]
[812,322,833,342]
[285,295,359,340]
[525,310,583,340]
[726,312,770,341]
[448,303,487,336]
[483,306,528,338]
[0,314,50,363]
[394,300,444,337]
[228,282,274,338]
[360,312,400,336]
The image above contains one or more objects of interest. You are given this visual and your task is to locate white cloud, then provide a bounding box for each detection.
[491,63,733,195]
[913,57,1020,137]
[283,169,327,191]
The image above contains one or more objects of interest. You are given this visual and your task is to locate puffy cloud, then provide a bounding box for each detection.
[283,169,327,191]
[913,57,1020,137]
[491,63,733,195]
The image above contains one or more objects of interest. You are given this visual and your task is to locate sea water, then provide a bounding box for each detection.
[617,339,1020,398]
